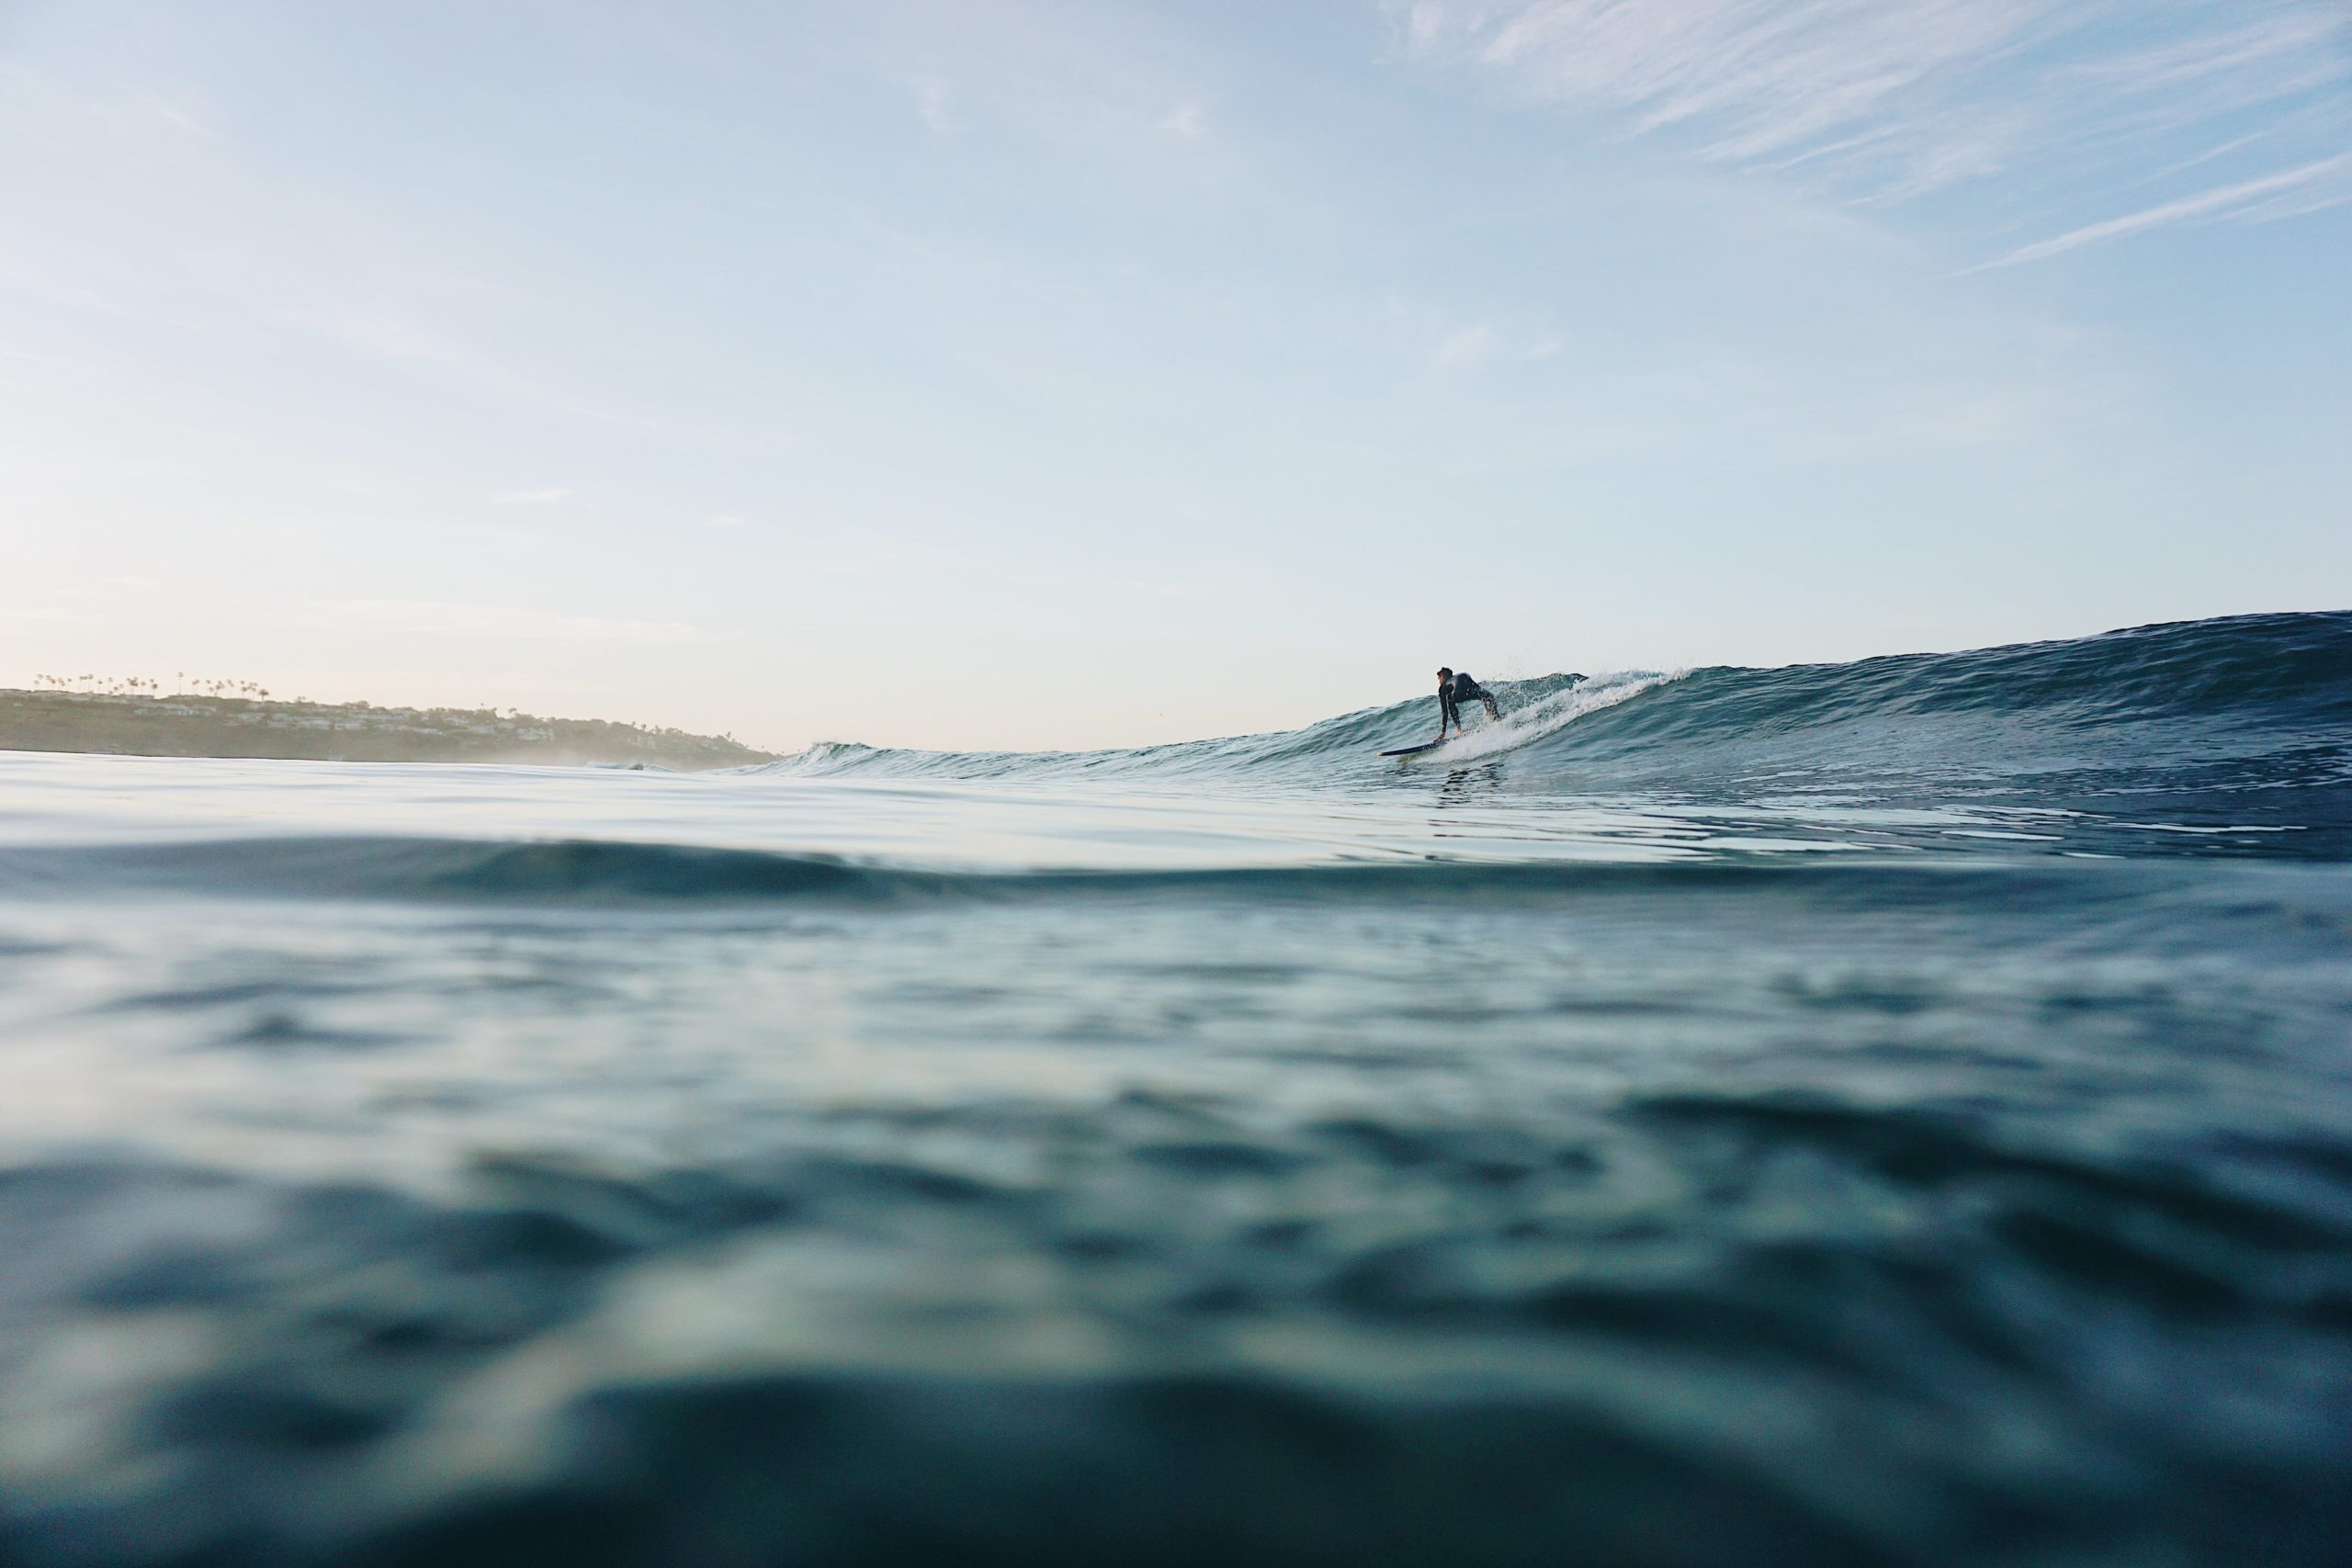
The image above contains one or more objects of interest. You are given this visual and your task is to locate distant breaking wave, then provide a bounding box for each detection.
[760,613,2351,853]
[768,613,2350,780]
[765,668,1676,785]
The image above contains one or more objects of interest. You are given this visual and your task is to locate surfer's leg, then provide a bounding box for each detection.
[1481,694,1499,720]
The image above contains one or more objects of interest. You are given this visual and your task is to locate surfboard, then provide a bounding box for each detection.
[1378,739,1450,757]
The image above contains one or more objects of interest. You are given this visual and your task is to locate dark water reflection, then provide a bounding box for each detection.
[1,838,2348,1566]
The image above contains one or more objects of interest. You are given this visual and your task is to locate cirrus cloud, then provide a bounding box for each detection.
[1390,0,2352,259]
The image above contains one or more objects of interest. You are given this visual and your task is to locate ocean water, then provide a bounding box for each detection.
[1,610,2348,1567]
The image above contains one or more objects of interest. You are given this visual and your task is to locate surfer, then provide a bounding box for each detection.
[1436,667,1500,737]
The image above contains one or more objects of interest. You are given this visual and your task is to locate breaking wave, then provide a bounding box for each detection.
[771,612,2348,779]
[762,612,2352,856]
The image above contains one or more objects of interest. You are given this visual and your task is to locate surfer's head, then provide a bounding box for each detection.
[1437,667,1452,681]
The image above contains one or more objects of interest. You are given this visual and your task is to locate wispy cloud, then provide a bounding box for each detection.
[494,486,573,506]
[910,74,954,132]
[300,600,701,643]
[1392,0,2352,243]
[1432,321,1563,369]
[846,4,1225,160]
[1434,322,1502,368]
[1976,151,2352,268]
[1496,0,2036,160]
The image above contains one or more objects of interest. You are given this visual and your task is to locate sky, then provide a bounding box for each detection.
[3,0,2347,752]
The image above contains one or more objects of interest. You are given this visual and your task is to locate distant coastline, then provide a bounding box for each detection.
[0,688,778,771]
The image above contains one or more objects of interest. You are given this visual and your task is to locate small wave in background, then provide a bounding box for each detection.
[0,612,2348,1566]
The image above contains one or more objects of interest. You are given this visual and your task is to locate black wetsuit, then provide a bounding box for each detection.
[1440,672,1501,733]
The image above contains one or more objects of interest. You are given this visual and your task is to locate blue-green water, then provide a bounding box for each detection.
[1,613,2348,1566]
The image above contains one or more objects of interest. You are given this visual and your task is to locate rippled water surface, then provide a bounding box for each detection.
[2,614,2349,1566]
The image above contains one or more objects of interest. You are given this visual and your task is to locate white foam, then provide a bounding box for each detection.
[1405,670,1684,764]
